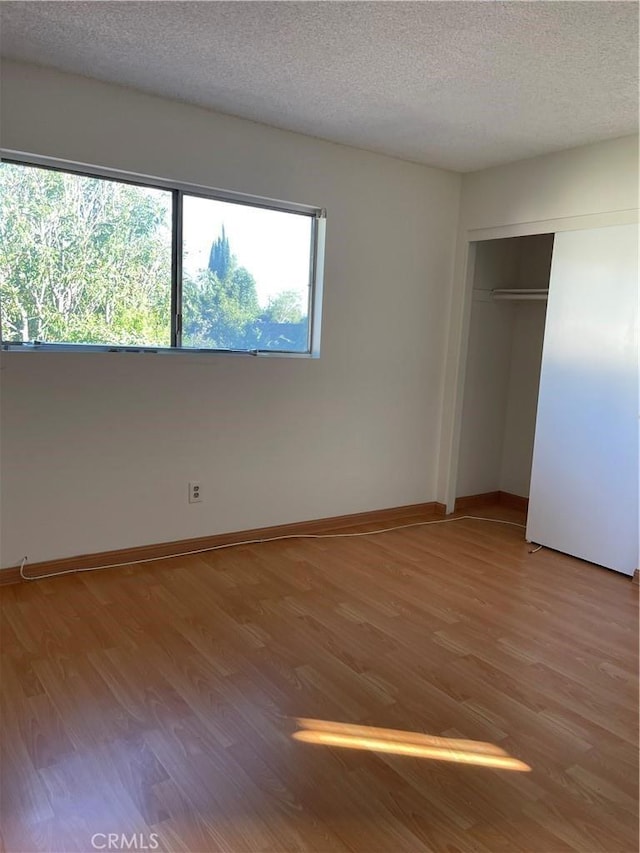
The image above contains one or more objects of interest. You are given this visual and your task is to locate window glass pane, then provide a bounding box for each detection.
[182,195,313,352]
[0,162,172,346]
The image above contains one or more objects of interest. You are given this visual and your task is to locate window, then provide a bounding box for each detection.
[181,194,315,352]
[0,157,324,356]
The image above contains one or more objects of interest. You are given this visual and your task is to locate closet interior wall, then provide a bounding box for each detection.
[456,234,553,502]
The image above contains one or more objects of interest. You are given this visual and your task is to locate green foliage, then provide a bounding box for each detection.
[263,290,304,324]
[0,163,171,345]
[0,163,310,352]
[183,264,262,349]
[184,229,308,351]
[207,224,232,280]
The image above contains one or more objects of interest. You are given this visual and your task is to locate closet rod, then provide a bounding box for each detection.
[491,288,548,301]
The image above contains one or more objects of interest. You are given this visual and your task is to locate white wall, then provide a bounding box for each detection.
[455,299,513,496]
[459,136,639,232]
[0,61,461,566]
[456,235,551,499]
[498,234,552,498]
[455,239,519,496]
[439,134,639,507]
[499,302,547,497]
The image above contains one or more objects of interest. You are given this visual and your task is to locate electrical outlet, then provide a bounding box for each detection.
[188,481,202,503]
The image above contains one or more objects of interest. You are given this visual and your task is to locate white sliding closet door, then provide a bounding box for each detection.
[527,223,638,575]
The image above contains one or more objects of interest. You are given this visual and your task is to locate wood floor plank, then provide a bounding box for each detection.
[1,506,637,852]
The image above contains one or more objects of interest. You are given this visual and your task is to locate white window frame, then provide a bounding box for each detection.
[0,150,326,358]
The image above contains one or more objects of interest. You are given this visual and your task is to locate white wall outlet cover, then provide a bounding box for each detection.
[188,481,203,503]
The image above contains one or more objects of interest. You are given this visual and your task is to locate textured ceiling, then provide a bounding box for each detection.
[1,1,637,172]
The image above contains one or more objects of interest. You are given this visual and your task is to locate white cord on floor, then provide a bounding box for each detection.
[18,515,527,582]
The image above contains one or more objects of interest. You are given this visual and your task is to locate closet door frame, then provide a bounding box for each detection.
[441,208,639,516]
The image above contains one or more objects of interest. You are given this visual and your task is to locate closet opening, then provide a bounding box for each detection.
[455,232,554,515]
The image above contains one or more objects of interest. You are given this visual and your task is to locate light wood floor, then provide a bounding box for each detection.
[1,506,638,852]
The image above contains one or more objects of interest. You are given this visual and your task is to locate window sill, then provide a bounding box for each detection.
[1,343,318,358]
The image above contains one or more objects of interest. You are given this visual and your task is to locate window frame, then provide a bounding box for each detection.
[0,150,326,357]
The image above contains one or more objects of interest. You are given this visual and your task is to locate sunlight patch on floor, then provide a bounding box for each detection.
[292,718,531,771]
